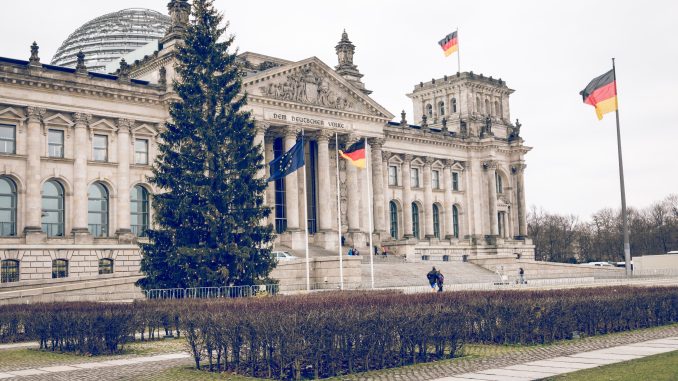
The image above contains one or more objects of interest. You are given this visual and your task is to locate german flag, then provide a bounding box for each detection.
[339,139,366,169]
[580,69,618,120]
[438,31,458,57]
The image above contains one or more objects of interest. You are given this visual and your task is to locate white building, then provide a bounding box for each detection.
[0,0,533,288]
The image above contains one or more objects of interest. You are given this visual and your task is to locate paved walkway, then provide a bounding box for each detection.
[0,325,676,380]
[436,337,678,381]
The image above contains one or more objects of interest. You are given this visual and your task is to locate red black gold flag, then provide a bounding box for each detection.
[580,69,618,120]
[438,31,458,57]
[339,139,366,169]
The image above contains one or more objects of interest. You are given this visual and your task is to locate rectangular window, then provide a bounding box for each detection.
[452,172,459,191]
[48,129,64,158]
[135,139,149,165]
[432,170,440,189]
[411,167,419,188]
[388,165,398,186]
[92,134,108,162]
[0,124,15,154]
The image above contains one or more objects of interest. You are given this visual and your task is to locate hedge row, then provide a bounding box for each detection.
[1,286,677,377]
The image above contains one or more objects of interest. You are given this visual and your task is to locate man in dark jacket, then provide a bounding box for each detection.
[436,270,444,292]
[426,267,438,291]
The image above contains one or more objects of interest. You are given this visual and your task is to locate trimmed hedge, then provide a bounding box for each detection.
[0,286,677,377]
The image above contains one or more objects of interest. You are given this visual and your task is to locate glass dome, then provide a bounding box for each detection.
[51,8,170,73]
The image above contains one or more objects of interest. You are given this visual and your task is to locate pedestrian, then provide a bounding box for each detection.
[381,246,388,256]
[354,247,360,256]
[347,247,353,256]
[374,245,379,256]
[436,270,444,292]
[518,267,525,284]
[341,235,346,246]
[426,267,438,291]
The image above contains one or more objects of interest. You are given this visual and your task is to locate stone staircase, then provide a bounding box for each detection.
[361,261,500,288]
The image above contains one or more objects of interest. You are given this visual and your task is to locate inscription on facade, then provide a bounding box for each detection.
[267,111,348,129]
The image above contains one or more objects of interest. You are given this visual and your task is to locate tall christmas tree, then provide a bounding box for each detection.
[137,0,275,290]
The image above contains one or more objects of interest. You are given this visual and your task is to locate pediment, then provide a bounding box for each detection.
[90,119,118,132]
[388,155,403,164]
[451,162,465,171]
[243,57,394,120]
[410,157,425,166]
[431,160,445,169]
[132,123,158,136]
[0,107,25,121]
[43,113,73,127]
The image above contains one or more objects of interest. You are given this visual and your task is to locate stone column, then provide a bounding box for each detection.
[116,119,133,241]
[24,106,45,235]
[401,154,413,238]
[370,139,385,235]
[423,157,435,239]
[72,113,90,241]
[382,151,391,237]
[316,131,332,232]
[514,163,527,237]
[346,136,360,232]
[283,128,300,231]
[484,160,499,236]
[443,160,454,239]
[254,123,268,183]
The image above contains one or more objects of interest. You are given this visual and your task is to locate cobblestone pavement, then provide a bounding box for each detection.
[5,324,678,381]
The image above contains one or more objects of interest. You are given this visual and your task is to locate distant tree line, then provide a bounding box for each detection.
[528,194,678,263]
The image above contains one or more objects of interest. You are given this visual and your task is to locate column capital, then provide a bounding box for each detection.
[511,163,527,174]
[316,129,334,142]
[382,150,392,162]
[254,121,270,134]
[402,154,413,163]
[424,157,434,167]
[26,106,45,122]
[117,118,134,133]
[445,159,455,168]
[368,137,385,148]
[73,112,91,127]
[284,126,300,139]
[483,160,498,170]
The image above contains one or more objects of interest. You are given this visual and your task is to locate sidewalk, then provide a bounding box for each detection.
[436,337,678,381]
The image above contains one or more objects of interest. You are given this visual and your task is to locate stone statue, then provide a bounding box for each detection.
[509,118,522,141]
[485,116,492,134]
[460,119,468,136]
[441,117,448,133]
[400,110,407,126]
[421,114,428,128]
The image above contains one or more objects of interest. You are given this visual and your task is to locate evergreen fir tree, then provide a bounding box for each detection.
[137,0,275,289]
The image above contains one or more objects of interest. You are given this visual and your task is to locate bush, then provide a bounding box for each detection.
[1,286,677,378]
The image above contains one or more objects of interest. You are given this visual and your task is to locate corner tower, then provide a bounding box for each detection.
[335,30,371,95]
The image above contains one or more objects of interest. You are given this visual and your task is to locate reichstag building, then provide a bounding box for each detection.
[0,1,533,287]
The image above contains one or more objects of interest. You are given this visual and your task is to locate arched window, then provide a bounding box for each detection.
[438,101,445,116]
[0,177,17,236]
[412,202,420,239]
[494,101,501,117]
[451,98,457,113]
[88,183,109,237]
[452,205,459,238]
[485,99,490,116]
[98,258,114,275]
[495,172,504,194]
[52,259,68,279]
[1,259,19,283]
[131,185,150,237]
[432,204,440,239]
[42,180,65,237]
[389,201,398,239]
[426,104,433,118]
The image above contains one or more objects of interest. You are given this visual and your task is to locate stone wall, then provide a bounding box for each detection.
[270,256,362,291]
[633,254,678,273]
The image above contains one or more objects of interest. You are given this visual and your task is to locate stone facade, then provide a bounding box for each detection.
[0,1,533,289]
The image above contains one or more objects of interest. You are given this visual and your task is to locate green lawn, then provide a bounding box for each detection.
[543,350,678,381]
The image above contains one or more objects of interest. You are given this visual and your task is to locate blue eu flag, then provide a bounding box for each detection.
[267,137,305,182]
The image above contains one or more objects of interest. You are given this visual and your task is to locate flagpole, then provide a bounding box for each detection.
[301,130,311,291]
[335,132,344,290]
[612,58,631,277]
[456,27,461,74]
[365,137,375,289]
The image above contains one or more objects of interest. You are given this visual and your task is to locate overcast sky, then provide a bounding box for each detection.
[2,0,676,218]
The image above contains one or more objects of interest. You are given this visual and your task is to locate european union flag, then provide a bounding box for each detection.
[267,137,305,182]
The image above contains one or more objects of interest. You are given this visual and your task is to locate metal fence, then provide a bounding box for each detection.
[144,284,279,300]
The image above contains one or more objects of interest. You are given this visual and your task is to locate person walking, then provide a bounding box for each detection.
[347,247,354,256]
[518,267,525,284]
[426,267,438,291]
[436,270,444,292]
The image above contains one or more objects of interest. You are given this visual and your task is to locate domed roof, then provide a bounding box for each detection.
[51,8,170,73]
